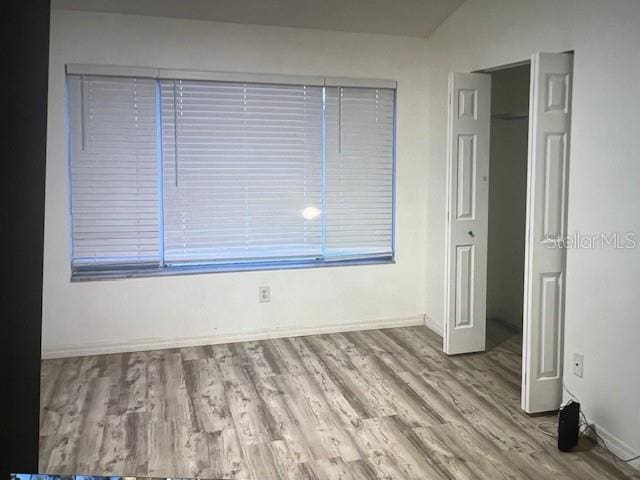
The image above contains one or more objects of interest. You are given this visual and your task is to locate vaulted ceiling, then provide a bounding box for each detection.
[52,0,465,38]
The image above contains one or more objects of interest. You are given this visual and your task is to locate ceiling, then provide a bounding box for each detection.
[52,0,465,38]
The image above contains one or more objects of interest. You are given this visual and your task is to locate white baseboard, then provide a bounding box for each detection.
[424,314,443,337]
[585,422,640,471]
[42,314,426,359]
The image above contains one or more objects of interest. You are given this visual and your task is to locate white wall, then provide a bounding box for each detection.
[424,0,640,462]
[43,10,430,357]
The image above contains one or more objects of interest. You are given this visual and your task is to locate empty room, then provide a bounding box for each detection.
[3,0,640,479]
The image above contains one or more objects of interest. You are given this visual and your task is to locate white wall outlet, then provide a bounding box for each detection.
[259,286,270,303]
[573,353,584,378]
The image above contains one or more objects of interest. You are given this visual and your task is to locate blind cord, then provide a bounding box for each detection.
[172,79,179,187]
[338,87,343,154]
[80,74,86,151]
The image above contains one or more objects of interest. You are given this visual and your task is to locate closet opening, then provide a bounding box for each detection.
[446,52,573,412]
[485,63,530,361]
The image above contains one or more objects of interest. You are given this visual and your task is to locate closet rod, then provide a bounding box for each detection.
[491,112,529,120]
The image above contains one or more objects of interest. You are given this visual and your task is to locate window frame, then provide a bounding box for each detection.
[66,65,397,281]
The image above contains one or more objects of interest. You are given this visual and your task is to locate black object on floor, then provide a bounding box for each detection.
[558,400,581,452]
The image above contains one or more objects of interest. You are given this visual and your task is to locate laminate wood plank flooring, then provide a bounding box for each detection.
[39,325,640,479]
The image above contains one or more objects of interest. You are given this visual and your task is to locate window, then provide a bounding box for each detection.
[68,75,161,269]
[325,87,395,258]
[67,66,395,279]
[160,80,324,263]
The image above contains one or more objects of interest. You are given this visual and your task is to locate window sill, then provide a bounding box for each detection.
[71,256,395,282]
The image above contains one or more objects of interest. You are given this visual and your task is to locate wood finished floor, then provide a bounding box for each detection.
[39,325,639,479]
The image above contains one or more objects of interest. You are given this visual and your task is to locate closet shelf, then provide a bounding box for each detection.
[492,112,529,120]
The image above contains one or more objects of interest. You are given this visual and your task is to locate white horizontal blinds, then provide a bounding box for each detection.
[325,87,395,258]
[160,80,324,263]
[68,75,161,268]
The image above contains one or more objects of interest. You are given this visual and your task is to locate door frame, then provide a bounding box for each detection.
[442,51,574,414]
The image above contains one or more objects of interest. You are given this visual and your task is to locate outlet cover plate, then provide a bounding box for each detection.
[573,353,584,378]
[259,286,270,303]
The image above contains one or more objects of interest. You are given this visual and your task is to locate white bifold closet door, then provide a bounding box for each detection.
[443,72,491,355]
[522,52,573,413]
[443,54,573,415]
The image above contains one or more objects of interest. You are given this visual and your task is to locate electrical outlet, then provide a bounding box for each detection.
[259,286,270,303]
[573,353,584,378]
